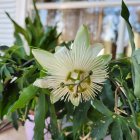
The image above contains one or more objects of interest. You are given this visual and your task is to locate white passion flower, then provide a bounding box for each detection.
[32,25,111,106]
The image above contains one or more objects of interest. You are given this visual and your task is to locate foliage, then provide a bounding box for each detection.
[1,0,140,140]
[0,0,59,139]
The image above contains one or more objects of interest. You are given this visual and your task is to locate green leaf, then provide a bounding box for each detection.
[16,66,38,89]
[3,65,11,78]
[65,101,75,119]
[33,0,43,29]
[121,0,140,99]
[132,57,140,98]
[11,112,19,130]
[128,117,140,136]
[10,45,27,59]
[0,82,3,116]
[101,80,114,111]
[121,0,135,53]
[73,101,90,135]
[121,120,133,140]
[88,107,103,123]
[8,85,38,113]
[132,49,140,98]
[38,27,60,51]
[48,97,61,139]
[92,99,113,116]
[25,16,43,47]
[14,33,24,46]
[91,116,113,140]
[111,119,123,140]
[6,12,31,44]
[124,11,140,99]
[74,25,90,48]
[133,49,140,65]
[0,81,3,93]
[0,83,19,119]
[109,58,131,81]
[34,93,46,140]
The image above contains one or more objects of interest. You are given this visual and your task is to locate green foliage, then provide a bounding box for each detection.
[111,119,123,140]
[121,119,133,140]
[7,1,59,52]
[0,0,59,137]
[6,13,31,44]
[73,101,90,138]
[48,97,62,140]
[101,80,114,111]
[34,93,46,140]
[121,0,135,52]
[133,49,140,65]
[92,99,113,116]
[121,0,140,100]
[91,116,113,140]
[110,116,135,140]
[11,112,19,130]
[8,85,38,113]
[0,82,19,119]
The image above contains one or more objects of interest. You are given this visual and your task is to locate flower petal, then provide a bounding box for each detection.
[69,94,81,106]
[74,25,90,48]
[50,87,68,104]
[32,49,54,69]
[33,79,48,88]
[54,47,74,72]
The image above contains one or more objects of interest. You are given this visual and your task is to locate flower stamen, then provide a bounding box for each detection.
[60,70,93,95]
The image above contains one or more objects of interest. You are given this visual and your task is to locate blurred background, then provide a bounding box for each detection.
[0,0,140,59]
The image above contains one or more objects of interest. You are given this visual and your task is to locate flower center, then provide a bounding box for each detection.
[64,69,92,93]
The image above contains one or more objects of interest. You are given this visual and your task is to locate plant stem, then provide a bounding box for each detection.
[21,58,34,67]
[48,98,61,140]
[123,82,140,140]
[109,77,130,114]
